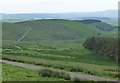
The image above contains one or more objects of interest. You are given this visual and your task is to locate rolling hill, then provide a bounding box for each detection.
[102,29,118,38]
[2,22,29,40]
[79,20,116,31]
[2,19,115,41]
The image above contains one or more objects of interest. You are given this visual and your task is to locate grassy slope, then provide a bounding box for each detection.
[85,21,118,38]
[103,30,118,38]
[2,40,118,79]
[3,19,106,41]
[87,22,116,31]
[78,20,116,31]
[2,19,118,80]
[2,22,29,40]
[2,63,65,81]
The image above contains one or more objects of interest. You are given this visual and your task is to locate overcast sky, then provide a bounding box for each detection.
[0,0,119,14]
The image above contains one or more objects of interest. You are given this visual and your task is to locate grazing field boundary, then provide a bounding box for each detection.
[0,60,118,81]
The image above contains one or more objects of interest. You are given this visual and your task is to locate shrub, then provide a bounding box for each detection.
[39,69,71,80]
[83,37,119,62]
[70,66,84,72]
[72,77,81,82]
[39,69,52,77]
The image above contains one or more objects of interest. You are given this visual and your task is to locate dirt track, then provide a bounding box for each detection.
[0,60,118,81]
[17,27,31,41]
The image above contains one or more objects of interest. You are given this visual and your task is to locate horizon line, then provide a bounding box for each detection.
[0,9,117,14]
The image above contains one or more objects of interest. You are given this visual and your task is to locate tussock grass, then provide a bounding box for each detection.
[39,69,71,80]
[2,55,118,78]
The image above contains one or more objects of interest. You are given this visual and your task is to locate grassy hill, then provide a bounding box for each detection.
[89,22,116,31]
[79,20,116,31]
[103,29,118,38]
[3,19,109,41]
[2,19,118,80]
[2,22,29,40]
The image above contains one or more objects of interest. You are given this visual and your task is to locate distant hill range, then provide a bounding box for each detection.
[1,10,118,23]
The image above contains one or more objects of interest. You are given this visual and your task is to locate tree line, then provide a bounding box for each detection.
[83,37,119,63]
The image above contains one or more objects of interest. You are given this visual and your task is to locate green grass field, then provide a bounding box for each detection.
[2,63,66,81]
[2,19,118,81]
[2,40,118,80]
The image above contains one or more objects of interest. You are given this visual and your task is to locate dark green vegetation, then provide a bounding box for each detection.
[79,20,102,24]
[39,69,70,80]
[2,19,118,81]
[88,22,116,31]
[79,20,117,31]
[83,37,118,62]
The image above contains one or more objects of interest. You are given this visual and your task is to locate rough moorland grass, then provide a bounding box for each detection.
[2,63,65,81]
[14,19,105,41]
[3,43,116,66]
[2,22,29,40]
[2,40,118,79]
[2,55,118,79]
[39,69,71,80]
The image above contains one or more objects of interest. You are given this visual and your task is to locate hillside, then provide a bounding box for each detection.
[78,20,116,31]
[89,22,116,31]
[2,22,29,40]
[103,29,118,38]
[2,19,118,80]
[2,19,113,41]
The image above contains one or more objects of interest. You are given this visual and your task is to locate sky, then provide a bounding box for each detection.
[0,0,119,14]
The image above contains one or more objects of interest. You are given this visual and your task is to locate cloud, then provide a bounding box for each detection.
[0,0,119,13]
